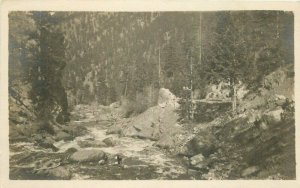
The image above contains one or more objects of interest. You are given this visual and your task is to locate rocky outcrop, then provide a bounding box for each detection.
[121,88,179,141]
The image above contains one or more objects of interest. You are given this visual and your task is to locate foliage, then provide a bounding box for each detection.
[9,12,70,131]
[202,11,294,88]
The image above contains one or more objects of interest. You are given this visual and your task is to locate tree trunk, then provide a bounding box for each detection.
[124,74,128,97]
[231,79,237,115]
[190,57,194,120]
[158,46,161,87]
[199,13,202,65]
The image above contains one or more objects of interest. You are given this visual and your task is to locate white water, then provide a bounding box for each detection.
[53,124,186,178]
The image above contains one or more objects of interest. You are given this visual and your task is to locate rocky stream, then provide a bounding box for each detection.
[9,105,197,180]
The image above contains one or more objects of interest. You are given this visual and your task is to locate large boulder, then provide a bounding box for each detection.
[34,158,72,180]
[46,166,72,180]
[158,88,179,108]
[121,88,180,140]
[70,149,107,162]
[122,105,179,140]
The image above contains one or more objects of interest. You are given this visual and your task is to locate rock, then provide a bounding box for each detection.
[77,140,107,148]
[98,159,106,165]
[106,126,121,135]
[190,154,205,166]
[247,110,262,124]
[65,147,78,154]
[154,135,174,149]
[34,159,71,179]
[241,166,260,177]
[187,169,201,178]
[44,136,56,144]
[205,81,230,100]
[158,88,179,108]
[259,121,268,130]
[123,106,179,140]
[274,94,287,106]
[121,88,179,141]
[70,149,107,162]
[55,131,73,141]
[186,135,216,157]
[46,166,71,180]
[189,153,209,170]
[102,137,116,147]
[176,145,194,156]
[38,141,59,152]
[264,107,284,123]
[32,134,58,151]
[109,101,121,108]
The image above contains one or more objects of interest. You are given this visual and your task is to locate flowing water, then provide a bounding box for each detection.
[10,119,193,180]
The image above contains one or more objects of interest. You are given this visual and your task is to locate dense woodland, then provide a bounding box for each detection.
[9,11,295,180]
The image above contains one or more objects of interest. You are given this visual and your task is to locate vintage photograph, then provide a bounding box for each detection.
[8,11,295,180]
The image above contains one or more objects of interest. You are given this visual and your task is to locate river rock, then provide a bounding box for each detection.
[186,135,216,157]
[38,141,59,152]
[263,107,284,123]
[55,131,73,141]
[77,140,107,148]
[70,149,107,162]
[32,134,58,151]
[46,166,71,180]
[65,147,78,154]
[176,145,194,156]
[274,94,287,106]
[48,166,71,179]
[241,166,260,177]
[190,154,205,166]
[102,137,116,146]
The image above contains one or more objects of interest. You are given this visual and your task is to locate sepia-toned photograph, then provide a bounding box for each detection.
[6,9,296,181]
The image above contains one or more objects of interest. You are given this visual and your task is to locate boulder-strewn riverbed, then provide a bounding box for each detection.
[9,109,194,180]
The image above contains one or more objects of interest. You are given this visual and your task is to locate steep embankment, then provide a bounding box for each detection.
[179,65,295,179]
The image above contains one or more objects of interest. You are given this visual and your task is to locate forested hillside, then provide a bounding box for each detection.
[9,11,295,180]
[57,11,293,116]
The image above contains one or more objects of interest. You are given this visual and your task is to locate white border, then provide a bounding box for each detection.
[1,1,300,188]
